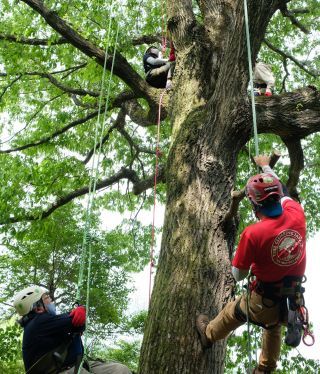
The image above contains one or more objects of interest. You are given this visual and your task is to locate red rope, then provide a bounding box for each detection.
[148,90,166,304]
[161,0,167,54]
[299,305,315,346]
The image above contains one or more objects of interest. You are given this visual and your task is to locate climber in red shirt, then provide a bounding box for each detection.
[196,155,307,374]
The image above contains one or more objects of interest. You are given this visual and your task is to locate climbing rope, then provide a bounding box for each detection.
[244,267,253,373]
[243,0,259,160]
[76,0,116,301]
[161,0,168,54]
[148,89,166,304]
[75,3,120,372]
[243,0,261,366]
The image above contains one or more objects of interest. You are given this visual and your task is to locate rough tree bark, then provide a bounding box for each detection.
[139,1,300,373]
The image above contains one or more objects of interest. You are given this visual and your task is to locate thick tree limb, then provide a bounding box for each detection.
[281,137,304,201]
[264,39,319,77]
[132,165,166,195]
[20,0,153,102]
[0,33,67,45]
[256,86,320,138]
[122,99,157,127]
[1,166,166,224]
[131,35,162,46]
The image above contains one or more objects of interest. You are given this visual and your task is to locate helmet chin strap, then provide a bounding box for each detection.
[250,200,262,219]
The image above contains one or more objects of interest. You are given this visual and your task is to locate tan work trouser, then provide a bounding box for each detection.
[205,291,282,372]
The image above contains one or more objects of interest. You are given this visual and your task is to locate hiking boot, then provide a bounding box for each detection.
[196,314,212,348]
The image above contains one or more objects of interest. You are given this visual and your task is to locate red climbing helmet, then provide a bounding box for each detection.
[245,173,283,206]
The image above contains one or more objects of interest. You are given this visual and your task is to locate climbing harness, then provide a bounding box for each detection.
[238,275,315,347]
[148,89,166,303]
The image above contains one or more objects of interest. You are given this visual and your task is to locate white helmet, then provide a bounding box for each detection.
[13,286,48,316]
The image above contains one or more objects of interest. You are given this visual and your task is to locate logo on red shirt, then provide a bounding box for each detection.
[271,229,303,266]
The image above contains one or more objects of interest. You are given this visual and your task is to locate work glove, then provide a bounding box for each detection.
[265,87,272,96]
[69,305,86,326]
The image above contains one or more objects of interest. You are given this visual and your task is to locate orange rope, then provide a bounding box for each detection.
[148,90,166,304]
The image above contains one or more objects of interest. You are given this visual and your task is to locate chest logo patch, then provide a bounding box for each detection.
[271,229,304,266]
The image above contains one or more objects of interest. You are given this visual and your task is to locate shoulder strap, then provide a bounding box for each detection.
[26,338,73,374]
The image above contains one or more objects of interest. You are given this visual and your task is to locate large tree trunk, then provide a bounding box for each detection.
[139,1,282,373]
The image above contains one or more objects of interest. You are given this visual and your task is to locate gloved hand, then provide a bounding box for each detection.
[265,87,272,96]
[69,306,86,326]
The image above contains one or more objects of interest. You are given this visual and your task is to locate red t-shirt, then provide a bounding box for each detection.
[232,197,306,282]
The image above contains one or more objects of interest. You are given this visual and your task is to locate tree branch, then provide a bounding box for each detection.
[0,74,22,101]
[0,33,68,45]
[1,166,166,224]
[0,110,100,153]
[257,86,320,138]
[264,39,319,77]
[122,99,158,127]
[82,109,126,164]
[132,165,166,195]
[29,72,99,97]
[131,35,162,46]
[279,57,290,94]
[279,4,310,34]
[281,137,304,201]
[116,126,157,157]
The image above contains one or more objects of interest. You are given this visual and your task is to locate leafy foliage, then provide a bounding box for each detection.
[0,322,24,373]
[0,0,320,373]
[225,326,320,373]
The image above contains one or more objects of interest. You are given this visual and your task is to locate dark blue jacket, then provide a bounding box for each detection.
[22,312,84,371]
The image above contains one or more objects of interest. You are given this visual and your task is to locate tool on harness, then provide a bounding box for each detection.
[285,307,304,347]
[235,275,315,347]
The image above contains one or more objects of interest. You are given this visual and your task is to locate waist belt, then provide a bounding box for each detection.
[253,276,305,307]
